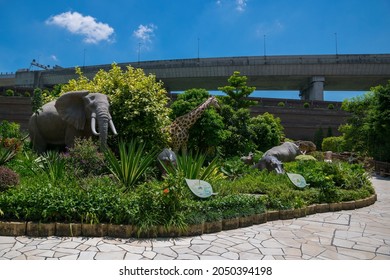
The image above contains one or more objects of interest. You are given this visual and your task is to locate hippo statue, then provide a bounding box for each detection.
[253,155,284,174]
[263,142,301,162]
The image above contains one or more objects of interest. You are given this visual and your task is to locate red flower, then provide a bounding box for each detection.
[163,188,169,194]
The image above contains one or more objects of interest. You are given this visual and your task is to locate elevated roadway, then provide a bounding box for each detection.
[3,54,390,100]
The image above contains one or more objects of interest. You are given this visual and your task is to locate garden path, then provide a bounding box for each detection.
[0,175,389,260]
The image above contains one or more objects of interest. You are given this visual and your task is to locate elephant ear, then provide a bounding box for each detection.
[55,90,89,130]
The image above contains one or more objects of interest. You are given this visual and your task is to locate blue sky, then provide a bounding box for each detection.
[1,0,389,101]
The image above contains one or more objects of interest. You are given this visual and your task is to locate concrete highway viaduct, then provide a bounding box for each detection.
[4,53,390,101]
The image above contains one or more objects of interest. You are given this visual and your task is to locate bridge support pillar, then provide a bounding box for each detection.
[300,76,325,101]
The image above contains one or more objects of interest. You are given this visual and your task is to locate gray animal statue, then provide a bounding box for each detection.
[28,90,118,153]
[263,142,301,162]
[157,148,177,176]
[253,155,284,174]
[240,152,254,165]
[294,140,316,154]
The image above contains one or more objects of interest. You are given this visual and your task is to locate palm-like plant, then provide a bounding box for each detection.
[0,146,17,166]
[35,150,66,185]
[105,140,158,192]
[160,152,222,181]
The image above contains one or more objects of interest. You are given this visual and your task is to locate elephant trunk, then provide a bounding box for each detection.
[90,109,118,150]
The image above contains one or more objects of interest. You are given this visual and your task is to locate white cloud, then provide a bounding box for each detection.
[46,11,114,44]
[133,24,157,43]
[236,0,247,12]
[216,0,248,12]
[50,55,58,61]
[256,20,285,36]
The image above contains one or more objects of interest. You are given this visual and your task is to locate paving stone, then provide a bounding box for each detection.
[97,243,124,252]
[261,238,285,248]
[152,239,175,248]
[190,244,211,254]
[78,251,97,260]
[0,236,16,243]
[0,243,13,251]
[37,250,55,258]
[175,253,199,260]
[152,247,177,258]
[332,238,356,248]
[300,243,326,257]
[239,251,263,259]
[54,247,81,255]
[118,244,146,253]
[142,250,156,259]
[60,255,79,260]
[3,250,22,259]
[26,255,46,260]
[337,247,376,259]
[123,252,143,260]
[259,247,284,255]
[95,251,125,260]
[220,251,239,259]
[17,245,36,253]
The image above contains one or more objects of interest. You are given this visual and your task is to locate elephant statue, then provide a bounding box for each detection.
[253,155,284,174]
[263,142,301,162]
[28,90,118,153]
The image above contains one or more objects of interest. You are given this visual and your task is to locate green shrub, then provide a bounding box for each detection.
[248,112,284,152]
[295,155,317,161]
[322,136,345,152]
[5,89,14,96]
[0,166,19,192]
[277,101,285,107]
[328,103,335,110]
[303,102,310,108]
[0,121,21,139]
[66,138,107,177]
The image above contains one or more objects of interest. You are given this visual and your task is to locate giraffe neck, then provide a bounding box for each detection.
[179,97,214,128]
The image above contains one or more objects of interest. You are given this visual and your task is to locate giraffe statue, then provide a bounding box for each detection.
[167,96,219,154]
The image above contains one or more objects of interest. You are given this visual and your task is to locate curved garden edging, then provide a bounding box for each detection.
[0,194,377,238]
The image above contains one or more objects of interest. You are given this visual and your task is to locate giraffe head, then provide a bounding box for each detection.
[209,96,220,109]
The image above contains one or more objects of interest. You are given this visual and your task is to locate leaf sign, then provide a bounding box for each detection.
[286,173,310,188]
[185,179,215,198]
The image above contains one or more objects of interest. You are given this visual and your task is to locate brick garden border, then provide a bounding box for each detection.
[0,194,377,238]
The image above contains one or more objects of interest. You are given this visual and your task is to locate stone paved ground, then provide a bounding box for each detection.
[0,175,389,260]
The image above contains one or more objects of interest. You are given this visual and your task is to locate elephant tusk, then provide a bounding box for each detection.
[109,118,118,135]
[91,113,100,136]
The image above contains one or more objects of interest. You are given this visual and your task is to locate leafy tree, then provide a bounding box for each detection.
[313,127,324,151]
[32,88,43,114]
[61,64,171,149]
[170,89,226,154]
[340,80,390,161]
[248,112,284,152]
[218,71,283,156]
[218,71,257,110]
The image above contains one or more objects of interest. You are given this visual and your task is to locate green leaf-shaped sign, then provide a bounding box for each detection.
[287,173,310,188]
[185,179,214,198]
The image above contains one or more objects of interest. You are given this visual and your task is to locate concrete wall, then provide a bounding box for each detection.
[0,97,32,131]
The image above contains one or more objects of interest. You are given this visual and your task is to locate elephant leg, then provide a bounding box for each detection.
[31,131,47,154]
[29,116,47,154]
[64,126,80,148]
